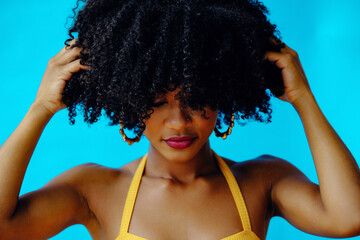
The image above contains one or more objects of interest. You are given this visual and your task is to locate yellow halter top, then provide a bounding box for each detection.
[116,150,260,240]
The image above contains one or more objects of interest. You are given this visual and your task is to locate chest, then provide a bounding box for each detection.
[85,173,270,240]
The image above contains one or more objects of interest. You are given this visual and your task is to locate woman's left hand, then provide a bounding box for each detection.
[264,43,313,106]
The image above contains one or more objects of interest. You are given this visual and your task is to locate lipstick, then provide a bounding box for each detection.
[164,136,196,149]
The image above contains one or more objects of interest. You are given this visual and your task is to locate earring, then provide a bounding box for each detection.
[119,122,142,145]
[214,113,235,140]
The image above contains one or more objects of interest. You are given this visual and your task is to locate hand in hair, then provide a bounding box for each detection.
[265,43,312,106]
[34,39,89,115]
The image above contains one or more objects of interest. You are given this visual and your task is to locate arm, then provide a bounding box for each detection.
[0,40,91,239]
[265,44,360,237]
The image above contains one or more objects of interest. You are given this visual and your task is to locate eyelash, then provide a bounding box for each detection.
[153,101,167,107]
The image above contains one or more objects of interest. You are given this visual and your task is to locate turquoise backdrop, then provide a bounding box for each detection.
[0,1,359,239]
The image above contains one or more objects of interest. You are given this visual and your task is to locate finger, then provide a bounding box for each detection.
[269,35,284,46]
[54,45,84,66]
[62,59,89,81]
[280,44,298,58]
[279,46,306,77]
[265,51,310,89]
[264,51,293,69]
[266,50,305,75]
[57,39,77,56]
[61,46,84,65]
[268,36,297,59]
[53,39,81,63]
[264,51,305,80]
[64,38,78,50]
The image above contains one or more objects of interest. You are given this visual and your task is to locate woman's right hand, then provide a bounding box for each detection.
[34,39,89,116]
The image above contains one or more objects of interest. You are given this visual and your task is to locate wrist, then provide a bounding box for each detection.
[291,90,318,115]
[30,101,56,120]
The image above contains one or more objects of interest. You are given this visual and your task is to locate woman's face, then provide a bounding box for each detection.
[143,88,218,162]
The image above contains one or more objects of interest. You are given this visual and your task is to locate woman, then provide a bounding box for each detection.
[0,0,359,239]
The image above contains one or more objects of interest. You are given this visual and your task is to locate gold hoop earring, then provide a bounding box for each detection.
[214,113,235,140]
[119,122,142,145]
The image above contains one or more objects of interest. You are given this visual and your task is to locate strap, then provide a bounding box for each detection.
[118,151,252,235]
[212,151,252,231]
[119,153,148,235]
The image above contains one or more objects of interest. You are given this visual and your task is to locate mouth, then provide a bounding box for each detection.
[164,136,197,149]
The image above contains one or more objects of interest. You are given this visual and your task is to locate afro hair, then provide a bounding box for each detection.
[62,0,285,138]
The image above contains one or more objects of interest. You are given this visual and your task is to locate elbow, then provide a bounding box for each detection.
[337,226,360,238]
[345,220,360,237]
[333,215,360,238]
[0,224,7,240]
[0,220,16,240]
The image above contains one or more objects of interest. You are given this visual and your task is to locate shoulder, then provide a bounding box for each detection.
[44,160,141,227]
[252,154,309,183]
[43,163,125,218]
[47,158,147,196]
[222,153,310,203]
[225,154,306,180]
[217,154,309,223]
[46,163,124,188]
[224,154,311,214]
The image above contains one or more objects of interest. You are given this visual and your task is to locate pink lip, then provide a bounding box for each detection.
[165,136,195,141]
[164,136,196,149]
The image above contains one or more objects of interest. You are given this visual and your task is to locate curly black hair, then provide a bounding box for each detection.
[62,0,285,139]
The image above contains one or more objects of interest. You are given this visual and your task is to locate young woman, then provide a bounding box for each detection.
[0,0,359,239]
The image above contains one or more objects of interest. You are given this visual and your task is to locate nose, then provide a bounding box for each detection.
[164,103,191,130]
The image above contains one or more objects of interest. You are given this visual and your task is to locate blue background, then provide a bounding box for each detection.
[0,1,359,239]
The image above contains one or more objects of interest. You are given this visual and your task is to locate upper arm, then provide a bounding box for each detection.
[266,155,355,238]
[0,164,93,240]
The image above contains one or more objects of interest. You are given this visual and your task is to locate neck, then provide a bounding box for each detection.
[144,141,219,184]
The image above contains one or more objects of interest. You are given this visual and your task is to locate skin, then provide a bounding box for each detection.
[142,88,219,184]
[0,38,359,240]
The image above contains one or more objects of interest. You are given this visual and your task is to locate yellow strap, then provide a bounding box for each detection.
[118,151,252,236]
[213,151,252,231]
[119,153,148,235]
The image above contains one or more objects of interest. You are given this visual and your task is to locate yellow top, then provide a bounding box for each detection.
[115,150,260,240]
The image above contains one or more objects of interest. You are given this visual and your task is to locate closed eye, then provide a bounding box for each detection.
[153,101,167,107]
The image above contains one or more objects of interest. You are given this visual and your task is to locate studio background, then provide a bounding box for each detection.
[0,0,359,239]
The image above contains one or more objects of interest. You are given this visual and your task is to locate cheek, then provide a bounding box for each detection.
[143,112,160,138]
[143,119,153,138]
[207,108,219,123]
[209,110,219,126]
[197,109,218,133]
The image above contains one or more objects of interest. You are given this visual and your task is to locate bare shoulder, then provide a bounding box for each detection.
[47,162,125,188]
[53,153,146,181]
[254,154,308,181]
[222,154,306,180]
[44,158,143,238]
[221,154,310,215]
[219,153,310,204]
[46,158,147,201]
